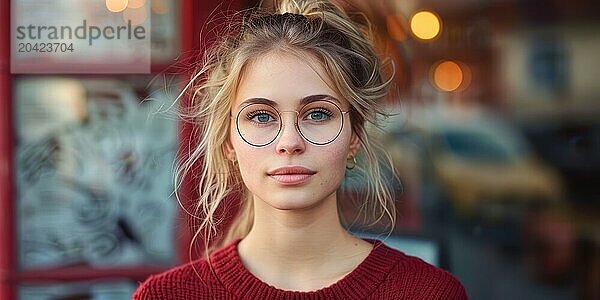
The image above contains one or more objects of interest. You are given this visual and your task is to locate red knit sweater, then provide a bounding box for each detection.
[134,239,468,299]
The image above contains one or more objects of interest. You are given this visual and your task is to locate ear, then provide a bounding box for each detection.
[223,136,237,162]
[348,131,361,157]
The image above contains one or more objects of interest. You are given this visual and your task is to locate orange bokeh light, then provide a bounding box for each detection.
[152,0,170,14]
[386,14,407,42]
[123,6,147,25]
[410,11,441,40]
[432,60,464,92]
[106,0,128,13]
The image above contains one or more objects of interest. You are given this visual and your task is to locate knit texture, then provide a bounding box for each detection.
[134,239,468,299]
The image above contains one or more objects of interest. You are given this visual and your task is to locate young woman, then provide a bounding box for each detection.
[134,0,467,299]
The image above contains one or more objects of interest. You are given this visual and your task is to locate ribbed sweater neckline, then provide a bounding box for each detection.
[210,238,395,300]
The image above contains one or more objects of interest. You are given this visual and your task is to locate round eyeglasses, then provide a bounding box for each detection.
[235,100,350,147]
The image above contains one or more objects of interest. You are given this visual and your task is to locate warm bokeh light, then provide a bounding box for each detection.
[410,11,441,40]
[123,7,147,25]
[432,60,463,92]
[386,14,408,42]
[106,0,128,13]
[151,0,170,14]
[128,0,146,9]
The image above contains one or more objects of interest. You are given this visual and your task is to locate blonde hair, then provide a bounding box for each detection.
[177,0,398,258]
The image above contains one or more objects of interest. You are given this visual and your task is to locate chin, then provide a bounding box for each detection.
[265,195,320,211]
[258,189,336,211]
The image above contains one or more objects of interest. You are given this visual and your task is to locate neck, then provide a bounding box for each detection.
[237,192,373,291]
[241,191,356,259]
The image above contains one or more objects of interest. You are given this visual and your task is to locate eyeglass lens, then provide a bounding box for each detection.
[236,100,345,146]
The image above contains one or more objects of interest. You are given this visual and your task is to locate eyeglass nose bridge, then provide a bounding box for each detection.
[276,110,302,137]
[278,110,300,125]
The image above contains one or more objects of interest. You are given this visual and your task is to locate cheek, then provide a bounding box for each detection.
[325,141,348,165]
[316,133,352,183]
[238,152,262,175]
[231,135,261,174]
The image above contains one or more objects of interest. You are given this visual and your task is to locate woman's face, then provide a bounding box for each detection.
[226,51,360,211]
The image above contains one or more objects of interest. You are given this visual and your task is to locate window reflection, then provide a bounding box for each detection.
[19,280,136,300]
[15,77,178,269]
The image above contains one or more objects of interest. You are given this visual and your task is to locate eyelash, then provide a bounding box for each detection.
[305,108,333,118]
[245,110,275,120]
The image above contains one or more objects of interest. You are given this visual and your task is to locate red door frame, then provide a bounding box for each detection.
[0,0,15,298]
[0,0,241,299]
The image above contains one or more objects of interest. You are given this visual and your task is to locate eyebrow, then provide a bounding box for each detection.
[300,94,341,106]
[238,94,341,109]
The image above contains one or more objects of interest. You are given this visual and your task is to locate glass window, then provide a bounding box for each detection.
[19,280,136,300]
[14,76,179,269]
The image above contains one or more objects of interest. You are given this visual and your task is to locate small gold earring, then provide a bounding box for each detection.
[346,154,357,170]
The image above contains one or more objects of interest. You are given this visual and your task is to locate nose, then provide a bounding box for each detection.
[275,111,305,155]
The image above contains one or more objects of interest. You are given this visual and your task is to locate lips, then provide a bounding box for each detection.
[267,166,316,185]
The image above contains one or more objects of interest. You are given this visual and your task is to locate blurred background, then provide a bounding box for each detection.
[0,0,598,299]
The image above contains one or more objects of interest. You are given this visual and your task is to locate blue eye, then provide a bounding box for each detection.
[256,114,271,122]
[305,108,333,121]
[310,112,326,120]
[247,111,276,123]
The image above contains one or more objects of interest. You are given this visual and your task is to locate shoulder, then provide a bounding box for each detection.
[132,257,227,300]
[377,244,468,300]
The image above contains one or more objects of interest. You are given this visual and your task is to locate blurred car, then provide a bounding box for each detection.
[380,104,565,223]
[521,121,600,205]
